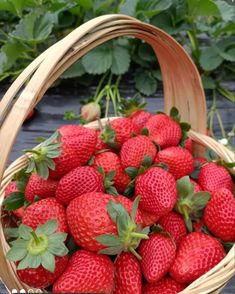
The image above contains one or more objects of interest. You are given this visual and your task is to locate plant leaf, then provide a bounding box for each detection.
[119,0,138,16]
[95,234,121,246]
[42,219,58,236]
[111,45,130,75]
[98,245,123,255]
[61,60,85,79]
[4,227,19,238]
[6,247,28,262]
[3,192,25,211]
[82,43,112,74]
[134,70,157,96]
[199,46,224,71]
[19,224,33,240]
[41,251,55,272]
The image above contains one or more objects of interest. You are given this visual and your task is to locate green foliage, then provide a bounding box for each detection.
[0,0,234,100]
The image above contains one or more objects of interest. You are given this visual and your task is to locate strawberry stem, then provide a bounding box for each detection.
[30,231,40,245]
[130,247,142,260]
[130,232,149,239]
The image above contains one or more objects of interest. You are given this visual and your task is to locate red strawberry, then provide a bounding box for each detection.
[192,219,204,232]
[194,157,207,167]
[190,179,202,193]
[100,117,134,148]
[131,111,152,134]
[140,209,159,227]
[146,114,182,148]
[170,232,226,284]
[22,198,68,233]
[143,277,185,294]
[56,166,104,206]
[113,252,141,294]
[66,192,143,252]
[24,109,35,122]
[17,255,68,288]
[135,167,177,217]
[49,130,97,179]
[198,162,233,193]
[96,130,108,151]
[53,250,114,293]
[6,220,69,288]
[92,151,130,193]
[118,96,151,134]
[25,173,58,202]
[4,181,25,218]
[138,233,176,283]
[158,212,187,248]
[120,135,156,169]
[58,124,90,137]
[184,138,193,153]
[155,146,194,180]
[204,188,235,242]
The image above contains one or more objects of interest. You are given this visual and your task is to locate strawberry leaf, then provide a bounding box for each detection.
[41,251,55,273]
[4,227,19,238]
[125,167,138,179]
[3,192,25,211]
[170,107,180,122]
[95,234,121,247]
[98,245,123,255]
[141,127,149,136]
[131,196,141,222]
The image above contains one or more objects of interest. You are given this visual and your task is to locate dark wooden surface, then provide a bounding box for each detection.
[0,79,234,293]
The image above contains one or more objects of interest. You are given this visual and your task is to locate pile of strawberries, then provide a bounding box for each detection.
[3,101,235,294]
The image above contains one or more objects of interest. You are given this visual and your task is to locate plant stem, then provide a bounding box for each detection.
[130,232,149,239]
[31,231,40,245]
[109,88,117,116]
[105,87,110,118]
[94,71,109,99]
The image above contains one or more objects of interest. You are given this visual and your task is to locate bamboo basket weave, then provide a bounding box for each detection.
[0,14,234,294]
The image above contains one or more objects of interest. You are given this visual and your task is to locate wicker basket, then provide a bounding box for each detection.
[0,14,234,294]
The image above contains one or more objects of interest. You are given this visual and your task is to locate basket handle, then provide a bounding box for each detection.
[0,14,207,179]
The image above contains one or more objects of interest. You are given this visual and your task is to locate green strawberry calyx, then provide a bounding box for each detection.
[123,155,153,197]
[96,166,118,196]
[3,169,30,211]
[23,131,62,180]
[175,176,210,232]
[96,196,149,260]
[99,120,120,151]
[6,219,68,272]
[118,95,146,117]
[170,107,191,146]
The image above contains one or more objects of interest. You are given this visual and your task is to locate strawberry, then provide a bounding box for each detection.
[131,110,151,134]
[22,198,68,233]
[184,138,193,153]
[25,173,58,202]
[96,130,109,151]
[113,252,141,294]
[100,118,134,149]
[4,181,25,218]
[56,166,104,206]
[49,129,97,179]
[143,277,185,294]
[92,151,130,193]
[24,109,35,122]
[155,146,194,180]
[67,193,147,257]
[192,219,204,232]
[175,176,210,232]
[53,250,114,293]
[6,220,69,288]
[120,135,156,169]
[170,232,226,284]
[204,188,235,242]
[80,101,101,122]
[58,124,91,137]
[158,212,187,248]
[138,233,176,283]
[198,162,233,193]
[135,167,177,217]
[118,96,151,134]
[146,114,182,148]
[190,179,202,193]
[140,209,159,227]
